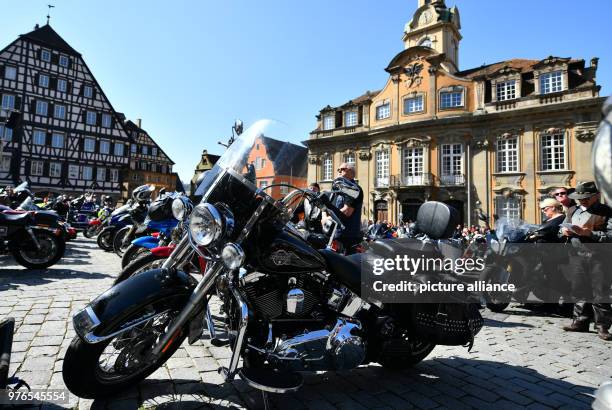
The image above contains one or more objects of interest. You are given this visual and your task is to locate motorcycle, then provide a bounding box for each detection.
[84,205,113,239]
[479,218,572,312]
[111,198,153,257]
[0,196,66,269]
[96,202,134,251]
[62,120,482,399]
[67,194,99,231]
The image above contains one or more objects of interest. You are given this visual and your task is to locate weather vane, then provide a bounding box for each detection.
[47,4,55,25]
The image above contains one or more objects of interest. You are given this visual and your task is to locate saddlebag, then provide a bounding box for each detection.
[412,303,483,350]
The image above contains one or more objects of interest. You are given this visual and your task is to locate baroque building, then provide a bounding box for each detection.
[123,119,176,200]
[0,24,130,200]
[305,0,603,225]
[190,150,220,196]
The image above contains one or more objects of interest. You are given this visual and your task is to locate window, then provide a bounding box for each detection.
[83,166,93,180]
[84,137,95,152]
[142,146,148,155]
[110,168,119,182]
[102,114,112,128]
[86,111,96,125]
[97,167,106,181]
[540,132,566,171]
[404,95,424,114]
[344,111,357,127]
[440,91,463,108]
[5,66,17,80]
[39,74,49,88]
[403,147,424,184]
[100,140,110,154]
[280,185,289,195]
[496,136,519,173]
[161,165,167,174]
[1,94,15,109]
[322,157,333,181]
[152,147,158,156]
[59,55,69,67]
[343,152,356,168]
[0,155,10,171]
[68,165,79,178]
[36,100,48,116]
[540,71,563,94]
[418,37,432,48]
[54,104,66,119]
[114,143,124,156]
[323,115,335,130]
[496,80,516,101]
[33,129,46,145]
[57,79,67,92]
[441,143,463,183]
[376,103,391,120]
[49,162,61,177]
[84,85,93,98]
[131,144,137,153]
[51,132,64,148]
[41,49,51,62]
[375,150,390,187]
[0,125,12,141]
[497,196,521,221]
[31,160,44,176]
[259,180,269,188]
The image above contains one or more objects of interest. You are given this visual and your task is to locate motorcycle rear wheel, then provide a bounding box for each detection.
[377,337,435,369]
[84,226,99,239]
[62,300,186,399]
[120,244,151,270]
[12,230,65,269]
[113,226,132,257]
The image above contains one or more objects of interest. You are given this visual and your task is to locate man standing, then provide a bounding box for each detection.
[561,181,612,341]
[329,163,363,254]
[550,186,577,219]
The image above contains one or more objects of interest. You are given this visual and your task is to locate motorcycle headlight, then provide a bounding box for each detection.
[221,243,245,270]
[189,203,224,246]
[172,198,186,220]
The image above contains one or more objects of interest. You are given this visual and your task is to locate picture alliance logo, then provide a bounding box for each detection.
[370,254,486,276]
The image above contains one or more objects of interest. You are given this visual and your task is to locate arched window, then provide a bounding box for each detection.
[418,37,432,48]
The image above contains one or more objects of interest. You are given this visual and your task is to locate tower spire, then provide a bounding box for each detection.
[46,4,55,25]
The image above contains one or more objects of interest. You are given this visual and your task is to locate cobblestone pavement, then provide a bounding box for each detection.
[1,237,611,409]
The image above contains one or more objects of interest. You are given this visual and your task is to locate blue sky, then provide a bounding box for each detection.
[2,0,610,182]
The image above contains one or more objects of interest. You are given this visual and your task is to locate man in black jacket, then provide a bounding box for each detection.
[561,181,612,341]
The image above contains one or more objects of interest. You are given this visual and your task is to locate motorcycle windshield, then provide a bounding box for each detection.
[495,217,539,241]
[194,119,291,199]
[18,196,37,210]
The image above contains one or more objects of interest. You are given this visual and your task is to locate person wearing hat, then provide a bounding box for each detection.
[534,198,565,243]
[561,181,612,341]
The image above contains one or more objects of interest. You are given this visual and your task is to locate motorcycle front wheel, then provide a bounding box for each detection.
[113,226,132,257]
[83,225,99,238]
[479,266,511,312]
[120,244,151,269]
[97,228,115,251]
[12,230,65,269]
[62,300,187,399]
[115,253,166,285]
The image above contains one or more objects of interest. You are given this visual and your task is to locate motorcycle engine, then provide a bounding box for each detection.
[240,272,325,320]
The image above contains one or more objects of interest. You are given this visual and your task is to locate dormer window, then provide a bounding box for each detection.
[376,102,391,120]
[540,71,563,94]
[440,91,463,109]
[496,80,516,101]
[323,115,335,130]
[344,111,357,127]
[41,49,51,62]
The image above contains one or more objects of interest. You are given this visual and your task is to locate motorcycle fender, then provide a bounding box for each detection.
[73,269,197,344]
[131,235,160,249]
[151,245,174,258]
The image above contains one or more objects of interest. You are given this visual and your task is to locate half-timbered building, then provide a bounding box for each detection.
[0,24,130,200]
[123,119,175,200]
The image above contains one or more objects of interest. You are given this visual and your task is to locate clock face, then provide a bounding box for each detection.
[420,10,432,25]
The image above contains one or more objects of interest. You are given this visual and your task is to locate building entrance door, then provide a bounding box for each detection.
[401,200,422,223]
[374,200,388,222]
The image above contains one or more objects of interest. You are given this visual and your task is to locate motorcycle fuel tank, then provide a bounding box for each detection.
[256,230,326,274]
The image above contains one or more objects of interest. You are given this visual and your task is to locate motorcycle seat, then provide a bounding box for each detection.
[0,212,31,225]
[318,249,362,294]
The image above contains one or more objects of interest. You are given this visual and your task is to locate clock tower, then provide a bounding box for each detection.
[402,0,462,73]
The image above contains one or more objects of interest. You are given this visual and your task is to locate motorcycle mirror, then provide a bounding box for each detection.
[331,178,360,200]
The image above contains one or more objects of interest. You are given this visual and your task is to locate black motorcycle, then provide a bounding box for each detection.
[0,196,66,269]
[62,120,482,399]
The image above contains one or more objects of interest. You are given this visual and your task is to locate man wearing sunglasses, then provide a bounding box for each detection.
[560,181,612,341]
[550,187,577,219]
[327,163,363,254]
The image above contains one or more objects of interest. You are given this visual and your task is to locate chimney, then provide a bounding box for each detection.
[136,118,142,128]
